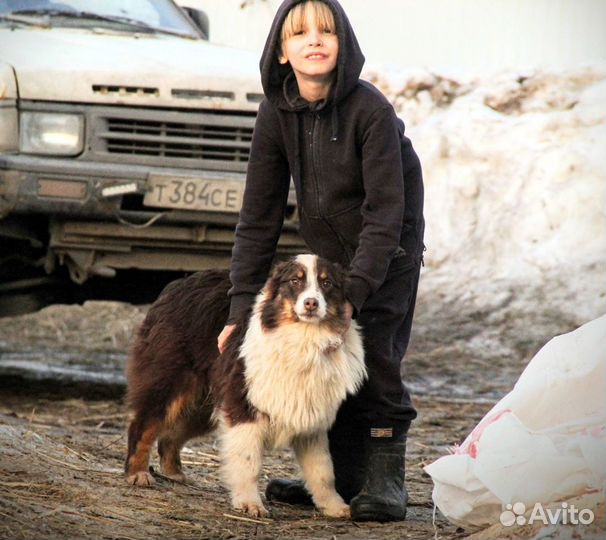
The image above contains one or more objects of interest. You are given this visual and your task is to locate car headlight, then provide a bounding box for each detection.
[20,112,84,156]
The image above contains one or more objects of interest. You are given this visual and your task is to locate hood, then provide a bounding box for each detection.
[1,27,263,111]
[260,0,365,111]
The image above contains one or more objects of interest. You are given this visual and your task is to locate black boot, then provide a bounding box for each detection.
[330,415,367,503]
[265,439,366,506]
[265,478,314,506]
[266,416,367,506]
[350,441,408,522]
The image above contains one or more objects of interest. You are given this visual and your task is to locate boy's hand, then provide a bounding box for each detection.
[218,324,236,354]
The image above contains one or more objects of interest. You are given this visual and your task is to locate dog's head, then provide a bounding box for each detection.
[260,254,349,331]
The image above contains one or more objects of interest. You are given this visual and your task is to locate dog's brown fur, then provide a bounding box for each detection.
[125,269,253,485]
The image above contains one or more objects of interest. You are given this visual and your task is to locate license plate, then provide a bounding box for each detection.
[144,175,244,213]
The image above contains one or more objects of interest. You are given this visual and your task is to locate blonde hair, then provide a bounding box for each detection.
[280,1,337,44]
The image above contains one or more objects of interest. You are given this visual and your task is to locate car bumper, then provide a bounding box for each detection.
[0,155,304,279]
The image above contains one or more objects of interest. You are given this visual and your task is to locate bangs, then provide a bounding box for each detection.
[280,1,336,43]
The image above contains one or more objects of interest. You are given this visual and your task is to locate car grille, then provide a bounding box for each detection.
[105,118,252,160]
[90,107,256,172]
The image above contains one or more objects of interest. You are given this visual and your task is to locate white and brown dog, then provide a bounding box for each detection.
[125,254,366,518]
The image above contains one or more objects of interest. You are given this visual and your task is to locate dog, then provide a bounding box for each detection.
[124,254,367,518]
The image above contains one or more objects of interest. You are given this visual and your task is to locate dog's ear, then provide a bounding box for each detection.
[328,261,349,298]
[265,260,289,300]
[331,261,348,283]
[260,261,289,331]
[270,259,291,278]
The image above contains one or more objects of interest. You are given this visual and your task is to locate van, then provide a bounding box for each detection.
[0,0,302,288]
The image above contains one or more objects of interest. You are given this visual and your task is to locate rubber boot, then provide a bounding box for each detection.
[265,444,366,506]
[266,420,366,506]
[264,478,313,506]
[350,441,408,522]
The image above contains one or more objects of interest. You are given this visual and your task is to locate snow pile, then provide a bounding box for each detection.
[365,65,606,325]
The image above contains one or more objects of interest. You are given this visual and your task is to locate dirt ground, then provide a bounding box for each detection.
[0,287,602,540]
[0,378,489,540]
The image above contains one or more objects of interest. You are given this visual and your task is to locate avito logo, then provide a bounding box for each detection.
[500,502,595,527]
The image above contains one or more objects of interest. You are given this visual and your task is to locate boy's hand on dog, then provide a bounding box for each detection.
[218,324,236,354]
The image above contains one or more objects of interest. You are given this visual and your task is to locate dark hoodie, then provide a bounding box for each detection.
[228,0,424,321]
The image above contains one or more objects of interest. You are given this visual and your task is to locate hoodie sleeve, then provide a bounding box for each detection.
[227,100,291,323]
[346,106,405,313]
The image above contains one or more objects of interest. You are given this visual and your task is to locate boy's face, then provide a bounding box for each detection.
[279,6,338,88]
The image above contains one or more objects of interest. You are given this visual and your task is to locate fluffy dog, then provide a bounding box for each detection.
[124,254,366,518]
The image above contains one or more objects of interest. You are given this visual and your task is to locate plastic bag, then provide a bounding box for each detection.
[424,315,606,527]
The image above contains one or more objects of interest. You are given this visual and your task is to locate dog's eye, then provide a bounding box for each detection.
[321,279,333,289]
[290,278,301,287]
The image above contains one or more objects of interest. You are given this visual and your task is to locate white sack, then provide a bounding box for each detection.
[424,315,606,527]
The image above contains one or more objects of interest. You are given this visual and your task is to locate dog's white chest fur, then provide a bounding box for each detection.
[240,308,366,448]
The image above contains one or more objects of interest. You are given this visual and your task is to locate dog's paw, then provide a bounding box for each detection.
[233,498,269,518]
[163,472,188,484]
[320,502,351,519]
[126,471,155,487]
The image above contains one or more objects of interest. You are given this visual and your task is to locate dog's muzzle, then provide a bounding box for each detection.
[296,294,326,322]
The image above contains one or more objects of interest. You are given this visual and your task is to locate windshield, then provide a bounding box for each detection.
[0,0,201,38]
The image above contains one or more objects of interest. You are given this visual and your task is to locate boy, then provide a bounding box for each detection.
[219,0,424,522]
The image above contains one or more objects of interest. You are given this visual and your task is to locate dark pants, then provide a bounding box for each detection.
[330,254,419,438]
[328,257,420,500]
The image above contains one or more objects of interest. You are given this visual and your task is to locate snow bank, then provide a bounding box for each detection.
[365,65,606,324]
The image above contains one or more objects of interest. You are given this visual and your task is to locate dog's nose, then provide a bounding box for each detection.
[304,297,319,312]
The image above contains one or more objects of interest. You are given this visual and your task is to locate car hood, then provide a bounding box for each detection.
[1,27,264,111]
